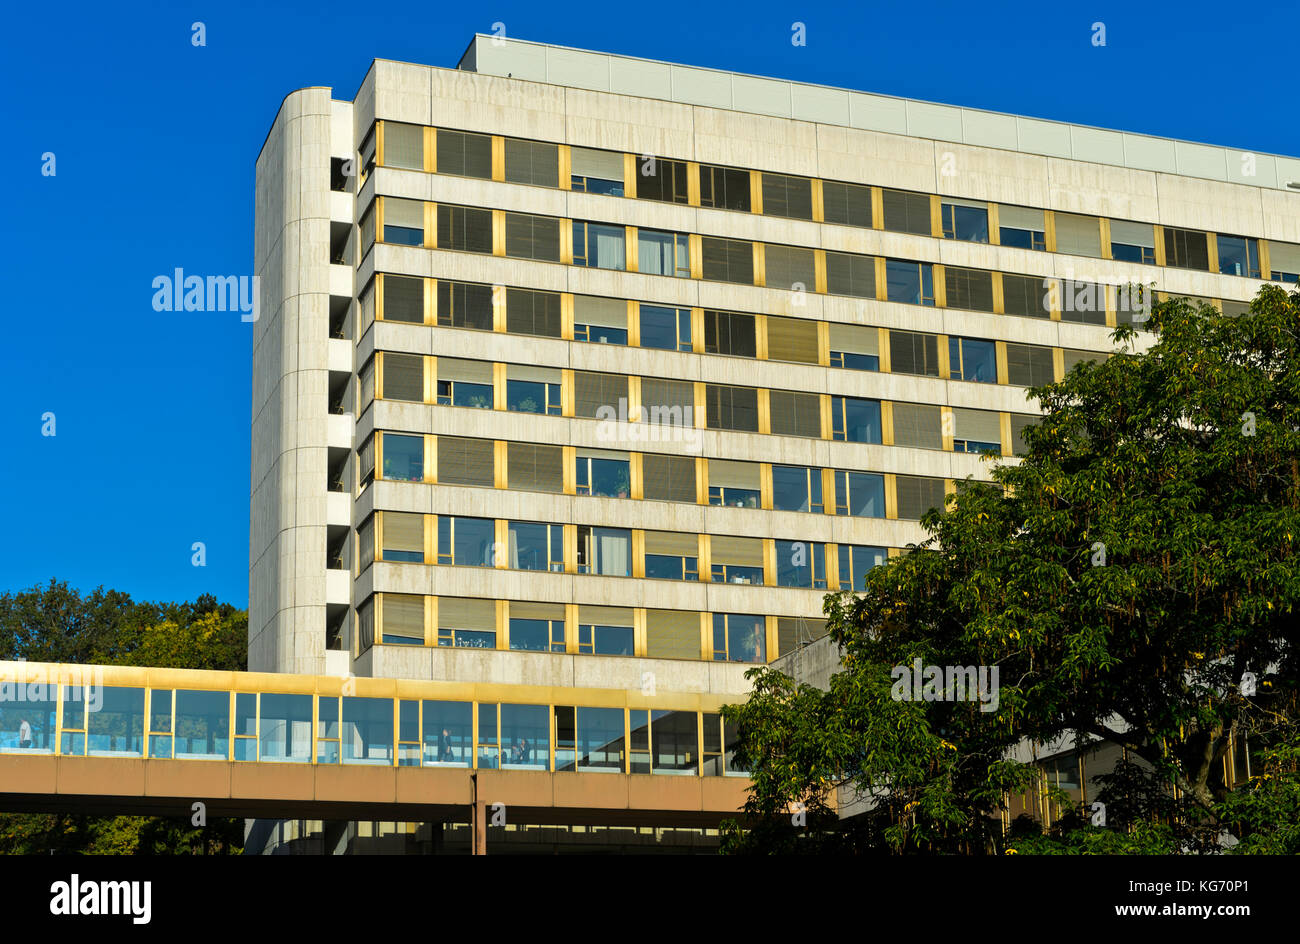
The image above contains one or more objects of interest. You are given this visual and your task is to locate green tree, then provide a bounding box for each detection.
[0,581,248,854]
[722,286,1300,854]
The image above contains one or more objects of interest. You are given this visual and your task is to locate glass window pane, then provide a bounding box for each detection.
[259,693,312,763]
[83,686,145,756]
[652,710,699,775]
[342,696,393,765]
[175,690,230,758]
[0,685,57,753]
[423,700,472,766]
[576,707,624,772]
[501,704,549,770]
[382,433,424,482]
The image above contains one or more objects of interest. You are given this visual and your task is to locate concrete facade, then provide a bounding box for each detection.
[251,39,1288,849]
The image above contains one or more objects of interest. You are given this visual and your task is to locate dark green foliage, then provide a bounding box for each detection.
[722,287,1300,854]
[0,580,247,854]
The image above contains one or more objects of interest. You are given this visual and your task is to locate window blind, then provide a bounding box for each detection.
[709,459,760,490]
[829,322,877,355]
[892,403,943,449]
[642,454,696,503]
[437,436,494,487]
[507,442,563,493]
[646,610,700,659]
[383,512,424,555]
[571,147,624,182]
[767,316,819,364]
[437,358,493,383]
[1054,213,1102,257]
[769,390,822,438]
[384,122,423,170]
[438,596,495,632]
[573,295,627,328]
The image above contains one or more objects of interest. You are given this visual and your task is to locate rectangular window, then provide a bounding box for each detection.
[766,316,819,364]
[830,397,882,443]
[703,310,757,358]
[575,451,631,498]
[573,371,628,418]
[639,304,692,352]
[1163,226,1210,271]
[941,199,989,243]
[637,229,690,278]
[881,189,932,235]
[944,266,995,312]
[1216,235,1260,278]
[825,251,876,298]
[822,180,872,227]
[424,700,473,766]
[380,432,424,482]
[436,358,494,409]
[358,515,375,572]
[383,274,424,324]
[573,221,626,270]
[644,531,699,582]
[711,613,766,663]
[636,157,689,204]
[707,459,761,508]
[1054,213,1103,258]
[436,435,494,487]
[383,122,424,170]
[1002,273,1052,319]
[761,173,813,220]
[496,707,548,774]
[576,527,632,577]
[436,516,495,567]
[642,453,696,503]
[776,617,828,656]
[1006,342,1056,387]
[833,470,885,517]
[380,593,424,646]
[504,212,561,262]
[1109,220,1156,265]
[705,384,759,432]
[951,407,1002,454]
[358,434,375,489]
[769,390,822,438]
[359,203,376,259]
[885,259,934,306]
[1269,240,1300,282]
[358,128,376,186]
[437,280,493,331]
[436,597,496,651]
[896,475,947,519]
[829,322,879,371]
[700,237,754,285]
[998,205,1046,251]
[436,129,492,179]
[437,204,492,254]
[772,465,824,514]
[640,613,699,665]
[382,511,424,563]
[505,370,562,416]
[381,352,424,402]
[506,287,562,338]
[892,403,944,450]
[1010,414,1038,456]
[571,147,625,196]
[1059,280,1109,325]
[503,138,558,188]
[508,602,566,655]
[948,337,998,383]
[890,331,941,377]
[764,245,816,293]
[775,539,827,589]
[698,164,750,211]
[577,614,635,657]
[507,521,564,572]
[640,377,694,429]
[573,295,628,345]
[711,535,764,585]
[506,441,562,493]
[383,197,424,246]
[837,545,886,591]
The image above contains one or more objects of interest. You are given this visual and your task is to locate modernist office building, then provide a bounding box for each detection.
[250,35,1297,851]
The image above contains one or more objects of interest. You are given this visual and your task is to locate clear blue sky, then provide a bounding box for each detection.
[2,0,1294,609]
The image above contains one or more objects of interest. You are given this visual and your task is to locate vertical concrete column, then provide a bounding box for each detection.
[251,88,335,674]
